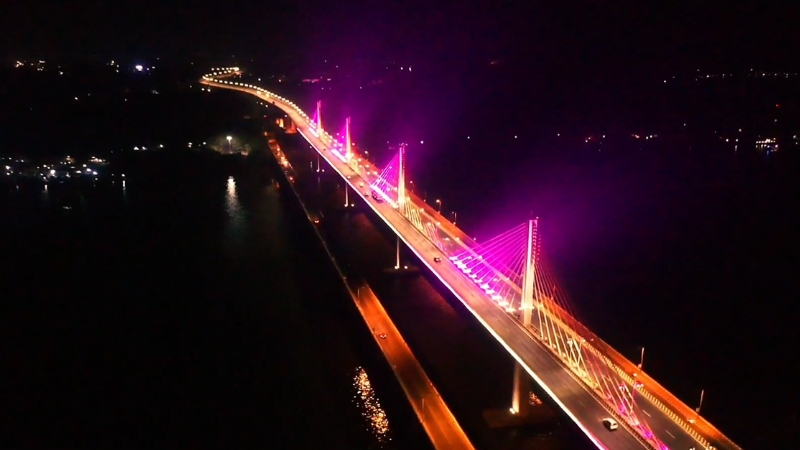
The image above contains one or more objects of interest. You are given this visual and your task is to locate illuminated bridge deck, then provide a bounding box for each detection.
[201,69,741,450]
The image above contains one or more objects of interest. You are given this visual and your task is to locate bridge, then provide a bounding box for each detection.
[201,68,742,450]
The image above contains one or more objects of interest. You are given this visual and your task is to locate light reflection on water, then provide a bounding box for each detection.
[353,366,392,446]
[225,176,243,221]
[223,176,247,251]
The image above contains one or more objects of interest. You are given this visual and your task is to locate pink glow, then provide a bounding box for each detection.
[370,151,401,203]
[199,73,704,450]
[287,122,612,450]
[450,222,529,305]
[345,116,353,160]
[315,100,323,130]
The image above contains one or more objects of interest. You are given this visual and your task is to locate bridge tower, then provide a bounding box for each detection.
[397,143,407,211]
[383,145,418,276]
[345,117,353,161]
[521,218,537,325]
[316,101,323,132]
[511,218,538,416]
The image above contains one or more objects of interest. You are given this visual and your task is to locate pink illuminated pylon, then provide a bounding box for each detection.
[397,143,406,210]
[316,101,323,131]
[512,218,537,416]
[345,117,353,161]
[521,217,538,326]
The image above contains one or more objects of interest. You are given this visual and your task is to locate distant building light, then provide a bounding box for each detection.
[135,65,143,71]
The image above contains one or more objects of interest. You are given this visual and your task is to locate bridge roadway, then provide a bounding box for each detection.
[270,138,474,449]
[354,284,475,450]
[203,76,713,450]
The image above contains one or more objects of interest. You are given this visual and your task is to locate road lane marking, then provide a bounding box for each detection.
[665,429,675,438]
[642,409,651,417]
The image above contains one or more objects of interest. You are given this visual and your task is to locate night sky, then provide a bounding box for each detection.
[3,0,799,72]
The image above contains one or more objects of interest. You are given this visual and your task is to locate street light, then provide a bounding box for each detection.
[696,389,705,414]
[638,346,645,369]
[452,211,457,225]
[436,199,442,214]
[226,136,232,153]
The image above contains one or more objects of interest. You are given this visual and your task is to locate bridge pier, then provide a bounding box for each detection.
[483,361,554,428]
[343,183,355,208]
[383,235,419,275]
[383,143,416,276]
[484,219,553,428]
[511,362,531,416]
[332,184,359,212]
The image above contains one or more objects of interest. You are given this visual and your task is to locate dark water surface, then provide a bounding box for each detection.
[0,161,427,449]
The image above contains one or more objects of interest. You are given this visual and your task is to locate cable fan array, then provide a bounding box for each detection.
[401,204,447,251]
[370,151,401,205]
[449,221,665,449]
[450,223,528,312]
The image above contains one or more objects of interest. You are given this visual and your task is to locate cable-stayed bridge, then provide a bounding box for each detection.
[201,68,742,450]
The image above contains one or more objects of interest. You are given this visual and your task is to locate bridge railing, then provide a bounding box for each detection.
[534,295,729,450]
[522,296,673,448]
[514,304,660,450]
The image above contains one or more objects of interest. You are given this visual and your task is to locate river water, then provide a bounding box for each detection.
[0,156,429,449]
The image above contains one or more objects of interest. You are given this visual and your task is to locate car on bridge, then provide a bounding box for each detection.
[602,418,618,431]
